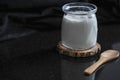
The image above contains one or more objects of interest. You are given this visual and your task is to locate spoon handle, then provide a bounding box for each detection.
[84,57,106,75]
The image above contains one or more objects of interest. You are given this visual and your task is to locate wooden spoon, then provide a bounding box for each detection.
[84,50,119,75]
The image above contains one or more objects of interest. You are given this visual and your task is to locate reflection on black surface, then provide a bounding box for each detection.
[60,55,98,80]
[0,47,119,80]
[0,49,61,80]
[95,57,120,80]
[112,42,120,52]
[0,48,100,80]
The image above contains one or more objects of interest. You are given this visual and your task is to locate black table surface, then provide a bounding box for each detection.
[0,24,120,80]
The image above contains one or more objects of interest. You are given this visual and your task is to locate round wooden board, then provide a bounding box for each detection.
[57,41,101,57]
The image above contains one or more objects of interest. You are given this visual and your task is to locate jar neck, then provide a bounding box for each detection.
[62,2,97,16]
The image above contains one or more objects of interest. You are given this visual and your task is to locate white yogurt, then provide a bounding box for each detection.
[61,13,97,50]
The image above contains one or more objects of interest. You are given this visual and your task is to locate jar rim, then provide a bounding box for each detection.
[62,2,97,15]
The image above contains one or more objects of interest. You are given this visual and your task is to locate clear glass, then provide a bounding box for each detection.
[61,2,98,50]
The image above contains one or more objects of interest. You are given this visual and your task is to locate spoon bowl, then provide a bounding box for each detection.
[101,50,119,59]
[84,50,119,75]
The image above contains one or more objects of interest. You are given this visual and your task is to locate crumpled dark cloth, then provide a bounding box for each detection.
[0,0,120,40]
[91,0,120,23]
[0,7,62,41]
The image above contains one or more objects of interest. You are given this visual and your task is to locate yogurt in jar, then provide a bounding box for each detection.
[61,5,98,50]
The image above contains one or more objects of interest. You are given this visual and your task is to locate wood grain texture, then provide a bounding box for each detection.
[57,41,101,57]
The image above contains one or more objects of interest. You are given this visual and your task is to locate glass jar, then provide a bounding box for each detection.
[61,2,98,50]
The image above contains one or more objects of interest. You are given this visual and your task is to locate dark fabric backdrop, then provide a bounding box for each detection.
[0,0,120,59]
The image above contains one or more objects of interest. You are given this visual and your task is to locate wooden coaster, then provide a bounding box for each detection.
[57,41,101,57]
